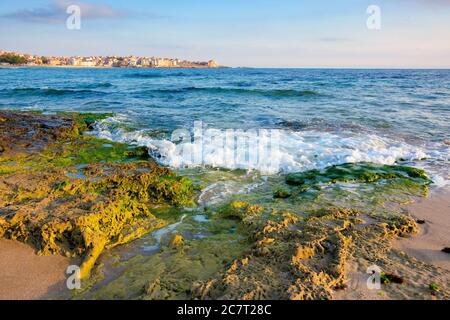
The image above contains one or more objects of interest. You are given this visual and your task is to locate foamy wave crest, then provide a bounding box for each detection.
[92,116,449,174]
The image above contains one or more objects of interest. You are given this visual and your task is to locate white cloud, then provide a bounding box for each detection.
[3,0,127,24]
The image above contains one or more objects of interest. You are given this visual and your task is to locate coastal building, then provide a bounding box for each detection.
[68,57,81,66]
[47,58,62,66]
[79,58,96,67]
[156,58,173,68]
[128,56,138,67]
[208,60,219,68]
[102,57,114,67]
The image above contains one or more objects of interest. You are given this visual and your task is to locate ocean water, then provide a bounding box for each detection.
[1,67,449,185]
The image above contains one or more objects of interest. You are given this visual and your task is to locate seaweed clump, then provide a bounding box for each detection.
[76,213,249,300]
[285,163,432,193]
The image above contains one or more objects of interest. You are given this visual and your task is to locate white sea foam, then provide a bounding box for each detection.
[92,116,450,176]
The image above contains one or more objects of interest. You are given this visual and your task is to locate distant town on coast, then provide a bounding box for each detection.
[0,50,222,68]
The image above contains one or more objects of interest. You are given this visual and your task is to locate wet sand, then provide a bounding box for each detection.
[335,190,450,300]
[0,239,71,300]
[393,190,450,272]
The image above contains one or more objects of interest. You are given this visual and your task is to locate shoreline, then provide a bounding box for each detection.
[393,190,450,272]
[334,190,450,300]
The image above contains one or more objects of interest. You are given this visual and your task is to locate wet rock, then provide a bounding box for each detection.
[220,201,263,220]
[381,272,405,285]
[441,247,450,254]
[0,111,195,279]
[193,203,425,300]
[429,283,440,294]
[285,163,432,192]
[144,279,169,300]
[0,110,77,157]
[273,188,292,199]
[170,234,185,249]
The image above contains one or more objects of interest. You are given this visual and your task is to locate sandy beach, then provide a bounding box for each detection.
[0,240,71,300]
[334,191,450,300]
[394,190,450,272]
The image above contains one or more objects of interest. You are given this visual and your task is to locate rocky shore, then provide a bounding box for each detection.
[0,111,448,300]
[0,111,194,280]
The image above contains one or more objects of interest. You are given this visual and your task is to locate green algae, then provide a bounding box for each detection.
[64,112,114,129]
[273,187,292,199]
[429,283,440,292]
[75,211,250,300]
[63,164,195,207]
[0,162,195,278]
[42,137,150,167]
[0,166,16,175]
[234,162,434,221]
[219,201,264,220]
[0,112,130,175]
[0,135,149,175]
[27,110,113,131]
[285,163,432,192]
[380,272,405,285]
[183,162,432,224]
[182,162,447,300]
[0,111,196,279]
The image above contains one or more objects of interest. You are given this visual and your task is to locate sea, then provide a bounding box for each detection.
[1,67,449,190]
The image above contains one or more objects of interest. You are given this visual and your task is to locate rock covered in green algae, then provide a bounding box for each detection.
[169,234,185,249]
[0,110,80,157]
[76,212,250,300]
[285,162,432,193]
[73,163,446,300]
[0,111,195,279]
[192,202,424,300]
[273,187,292,199]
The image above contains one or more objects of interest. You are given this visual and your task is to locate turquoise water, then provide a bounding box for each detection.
[1,67,449,184]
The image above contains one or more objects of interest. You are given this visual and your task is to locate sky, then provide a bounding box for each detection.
[0,0,449,68]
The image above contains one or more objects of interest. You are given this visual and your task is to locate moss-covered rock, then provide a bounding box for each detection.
[285,163,432,193]
[192,203,425,300]
[0,111,195,278]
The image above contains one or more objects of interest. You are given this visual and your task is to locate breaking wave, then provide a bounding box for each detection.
[91,115,450,175]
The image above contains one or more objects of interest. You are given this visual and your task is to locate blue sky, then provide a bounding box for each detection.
[1,0,449,67]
